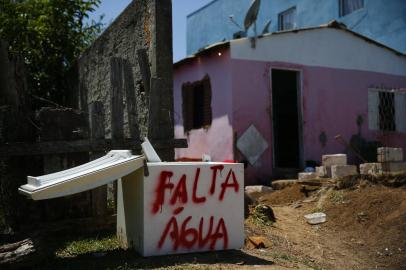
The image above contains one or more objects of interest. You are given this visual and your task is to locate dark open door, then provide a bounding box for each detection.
[271,69,301,172]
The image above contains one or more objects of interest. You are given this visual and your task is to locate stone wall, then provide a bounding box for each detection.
[77,0,174,160]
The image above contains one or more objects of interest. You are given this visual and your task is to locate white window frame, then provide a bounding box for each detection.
[278,7,296,31]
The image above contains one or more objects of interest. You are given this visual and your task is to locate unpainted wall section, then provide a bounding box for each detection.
[173,49,233,162]
[78,0,174,155]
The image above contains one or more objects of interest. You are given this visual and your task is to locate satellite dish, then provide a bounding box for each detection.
[244,0,261,30]
[262,20,271,34]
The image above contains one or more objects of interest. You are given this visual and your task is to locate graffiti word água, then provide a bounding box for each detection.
[158,215,228,251]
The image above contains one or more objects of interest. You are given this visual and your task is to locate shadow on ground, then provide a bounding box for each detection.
[35,249,273,269]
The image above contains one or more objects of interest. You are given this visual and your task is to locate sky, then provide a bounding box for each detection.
[89,0,213,63]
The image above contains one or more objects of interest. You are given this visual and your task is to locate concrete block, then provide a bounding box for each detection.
[245,185,273,194]
[331,165,358,179]
[298,172,318,180]
[322,154,347,167]
[359,163,383,175]
[316,166,331,178]
[381,162,406,173]
[377,147,403,162]
[271,180,297,190]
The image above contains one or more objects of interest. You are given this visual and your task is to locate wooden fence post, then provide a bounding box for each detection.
[123,59,140,141]
[110,57,125,213]
[89,101,107,216]
[39,108,91,221]
[137,49,151,97]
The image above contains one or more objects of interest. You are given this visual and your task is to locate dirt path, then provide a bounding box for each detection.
[253,184,406,270]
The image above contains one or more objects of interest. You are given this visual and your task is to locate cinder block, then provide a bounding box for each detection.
[322,154,347,167]
[298,172,318,180]
[271,180,297,190]
[316,166,331,178]
[359,163,383,175]
[331,165,358,179]
[377,147,403,162]
[245,185,273,194]
[381,162,406,173]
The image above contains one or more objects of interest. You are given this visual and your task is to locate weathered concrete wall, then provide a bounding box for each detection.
[78,0,174,159]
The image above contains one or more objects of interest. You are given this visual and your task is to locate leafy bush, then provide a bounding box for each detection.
[0,0,104,106]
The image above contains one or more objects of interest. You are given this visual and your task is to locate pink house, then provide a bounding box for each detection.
[173,22,406,185]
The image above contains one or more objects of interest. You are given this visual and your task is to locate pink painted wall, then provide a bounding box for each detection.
[174,50,406,184]
[302,66,406,163]
[231,60,274,184]
[173,49,234,162]
[231,58,406,183]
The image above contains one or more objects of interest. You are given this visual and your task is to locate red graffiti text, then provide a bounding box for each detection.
[158,215,228,251]
[151,166,240,214]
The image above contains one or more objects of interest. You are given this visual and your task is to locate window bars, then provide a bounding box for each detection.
[368,87,406,146]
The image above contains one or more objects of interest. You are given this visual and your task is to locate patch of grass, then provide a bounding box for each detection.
[337,175,360,189]
[310,207,325,213]
[302,259,323,270]
[329,190,345,204]
[279,253,295,261]
[56,234,120,257]
[249,204,274,226]
[272,253,322,270]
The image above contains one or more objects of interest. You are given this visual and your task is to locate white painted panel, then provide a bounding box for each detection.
[231,28,406,76]
[19,151,144,200]
[368,89,379,131]
[395,92,406,133]
[142,162,244,256]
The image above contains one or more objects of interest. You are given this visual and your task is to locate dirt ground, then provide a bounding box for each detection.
[247,182,406,270]
[1,180,405,269]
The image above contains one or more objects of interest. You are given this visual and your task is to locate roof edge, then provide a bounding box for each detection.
[176,20,406,67]
[174,41,230,68]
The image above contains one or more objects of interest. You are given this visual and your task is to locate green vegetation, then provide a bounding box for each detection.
[0,0,104,106]
[56,234,120,257]
[272,252,323,270]
[329,190,345,204]
[310,206,325,213]
[249,204,274,226]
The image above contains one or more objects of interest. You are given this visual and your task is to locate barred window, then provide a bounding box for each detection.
[339,0,364,17]
[368,88,406,133]
[182,75,212,132]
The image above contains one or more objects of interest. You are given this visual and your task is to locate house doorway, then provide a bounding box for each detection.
[271,69,302,173]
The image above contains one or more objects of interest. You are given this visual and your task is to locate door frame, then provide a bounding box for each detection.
[270,67,304,171]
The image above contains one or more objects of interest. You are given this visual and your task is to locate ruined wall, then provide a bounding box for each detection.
[78,0,174,159]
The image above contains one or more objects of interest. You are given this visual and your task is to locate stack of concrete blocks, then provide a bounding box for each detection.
[316,154,358,179]
[360,147,406,175]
